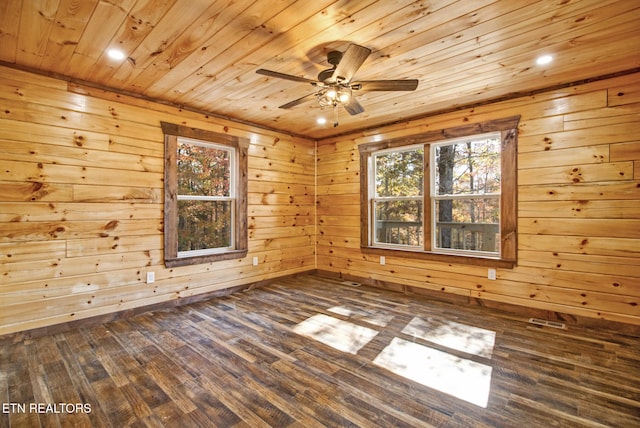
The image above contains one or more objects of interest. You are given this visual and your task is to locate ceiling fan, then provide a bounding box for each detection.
[256,43,419,126]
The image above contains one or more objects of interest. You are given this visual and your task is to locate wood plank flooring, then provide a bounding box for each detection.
[1,274,639,427]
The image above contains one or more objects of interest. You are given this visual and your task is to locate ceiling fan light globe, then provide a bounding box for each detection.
[318,93,333,107]
[338,89,351,103]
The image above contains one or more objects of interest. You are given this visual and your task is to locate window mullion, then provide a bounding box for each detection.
[423,143,431,252]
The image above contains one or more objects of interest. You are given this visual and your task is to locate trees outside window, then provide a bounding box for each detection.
[177,139,234,255]
[432,135,501,255]
[372,147,424,247]
[360,117,519,268]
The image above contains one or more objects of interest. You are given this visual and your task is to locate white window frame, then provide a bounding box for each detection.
[369,144,424,251]
[429,133,501,258]
[176,137,236,258]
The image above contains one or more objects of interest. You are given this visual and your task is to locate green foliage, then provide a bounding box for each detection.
[375,148,423,197]
[374,148,423,245]
[177,201,231,252]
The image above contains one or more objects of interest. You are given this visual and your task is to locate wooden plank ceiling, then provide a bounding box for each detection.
[1,0,639,139]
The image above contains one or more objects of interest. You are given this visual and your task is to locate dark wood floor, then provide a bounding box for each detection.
[1,274,639,427]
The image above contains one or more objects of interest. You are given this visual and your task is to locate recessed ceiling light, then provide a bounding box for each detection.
[317,117,327,125]
[536,55,553,65]
[107,48,126,61]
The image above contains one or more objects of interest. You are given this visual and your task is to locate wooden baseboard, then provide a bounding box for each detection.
[4,268,637,344]
[0,270,315,344]
[314,269,640,335]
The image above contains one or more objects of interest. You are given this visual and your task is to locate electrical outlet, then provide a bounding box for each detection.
[488,268,496,280]
[252,256,259,266]
[146,272,155,284]
[380,256,386,266]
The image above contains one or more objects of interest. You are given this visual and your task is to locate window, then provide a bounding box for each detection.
[162,122,248,267]
[432,135,501,256]
[372,145,424,249]
[360,117,519,268]
[176,139,235,255]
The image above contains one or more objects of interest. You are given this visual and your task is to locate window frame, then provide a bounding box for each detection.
[359,116,519,268]
[430,133,502,258]
[176,137,236,258]
[162,122,248,268]
[369,144,425,251]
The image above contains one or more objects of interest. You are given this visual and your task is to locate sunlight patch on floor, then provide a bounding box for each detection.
[373,337,493,408]
[328,305,394,327]
[402,316,496,358]
[292,314,379,354]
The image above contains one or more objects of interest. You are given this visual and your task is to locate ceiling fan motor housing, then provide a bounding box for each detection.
[318,50,343,82]
[327,50,343,66]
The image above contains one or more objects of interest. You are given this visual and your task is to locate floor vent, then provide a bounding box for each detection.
[528,318,566,329]
[341,281,362,287]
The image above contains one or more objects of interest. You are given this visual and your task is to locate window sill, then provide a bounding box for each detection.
[165,249,248,268]
[361,246,515,269]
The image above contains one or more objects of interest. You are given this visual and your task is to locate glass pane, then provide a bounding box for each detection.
[178,200,232,252]
[435,198,499,253]
[178,141,231,196]
[435,136,500,196]
[375,200,423,246]
[375,148,423,197]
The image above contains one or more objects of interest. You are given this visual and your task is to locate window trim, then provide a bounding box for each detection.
[359,116,519,268]
[161,122,248,268]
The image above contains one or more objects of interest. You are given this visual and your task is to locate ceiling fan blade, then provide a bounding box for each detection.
[343,97,365,115]
[256,69,317,84]
[331,44,371,83]
[354,79,419,91]
[279,92,318,109]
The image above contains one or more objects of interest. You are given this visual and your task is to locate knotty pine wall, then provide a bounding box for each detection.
[1,65,639,335]
[317,72,640,326]
[0,66,315,335]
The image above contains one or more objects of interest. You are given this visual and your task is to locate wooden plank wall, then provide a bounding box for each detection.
[317,72,640,326]
[1,64,639,334]
[0,65,316,335]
